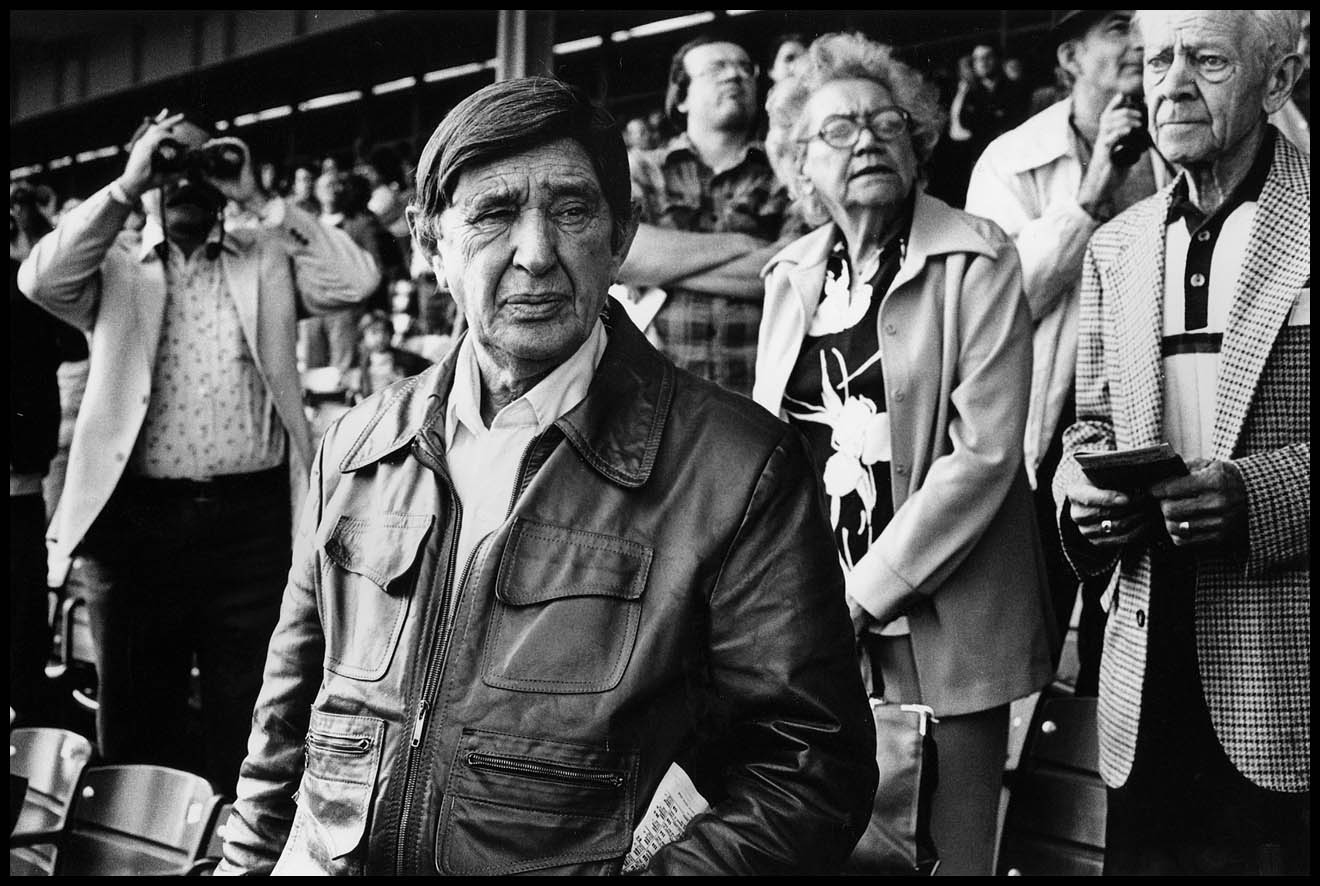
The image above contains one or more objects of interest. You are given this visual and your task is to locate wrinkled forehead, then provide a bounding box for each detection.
[804,78,897,124]
[446,138,605,208]
[683,41,751,73]
[1134,9,1247,46]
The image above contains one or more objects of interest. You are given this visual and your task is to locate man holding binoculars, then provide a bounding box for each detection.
[963,9,1169,694]
[17,106,380,793]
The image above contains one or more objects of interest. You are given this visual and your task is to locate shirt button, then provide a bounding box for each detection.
[1196,231,1211,242]
[1189,273,1206,288]
[885,323,897,336]
[893,391,905,403]
[115,453,126,462]
[1135,609,1146,628]
[894,463,907,475]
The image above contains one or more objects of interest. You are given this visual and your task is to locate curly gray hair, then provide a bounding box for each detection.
[765,32,946,223]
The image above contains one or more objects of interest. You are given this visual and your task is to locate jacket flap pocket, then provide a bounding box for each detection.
[302,709,385,860]
[439,729,635,875]
[323,513,432,588]
[496,519,652,606]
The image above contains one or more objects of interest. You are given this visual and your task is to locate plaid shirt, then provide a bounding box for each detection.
[631,134,800,396]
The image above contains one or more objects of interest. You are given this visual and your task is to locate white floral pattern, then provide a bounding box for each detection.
[786,348,891,570]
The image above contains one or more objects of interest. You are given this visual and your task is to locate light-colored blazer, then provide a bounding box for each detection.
[755,191,1057,716]
[19,185,381,571]
[1054,133,1310,792]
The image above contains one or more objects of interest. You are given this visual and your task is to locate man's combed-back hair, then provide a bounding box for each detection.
[410,77,632,255]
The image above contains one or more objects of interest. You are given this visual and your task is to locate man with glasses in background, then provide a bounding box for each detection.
[620,33,802,398]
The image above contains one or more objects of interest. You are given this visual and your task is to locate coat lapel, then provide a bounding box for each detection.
[1211,139,1310,458]
[134,253,169,372]
[221,243,263,370]
[1113,193,1172,449]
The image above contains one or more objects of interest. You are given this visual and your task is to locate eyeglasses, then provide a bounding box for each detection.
[801,108,913,149]
[690,59,759,81]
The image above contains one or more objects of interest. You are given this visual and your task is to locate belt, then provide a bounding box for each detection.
[124,465,286,499]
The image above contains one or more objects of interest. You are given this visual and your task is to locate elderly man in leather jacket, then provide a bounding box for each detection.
[217,78,876,876]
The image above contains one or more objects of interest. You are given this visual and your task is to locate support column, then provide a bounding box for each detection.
[495,10,556,81]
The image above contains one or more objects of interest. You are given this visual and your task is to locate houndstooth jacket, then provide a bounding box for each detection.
[1053,132,1310,793]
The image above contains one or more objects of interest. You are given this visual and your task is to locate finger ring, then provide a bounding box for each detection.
[1100,519,1114,536]
[1178,521,1190,533]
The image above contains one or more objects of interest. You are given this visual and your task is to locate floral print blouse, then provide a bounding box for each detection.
[783,225,907,576]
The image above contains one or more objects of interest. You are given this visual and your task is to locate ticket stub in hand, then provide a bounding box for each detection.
[1075,443,1189,492]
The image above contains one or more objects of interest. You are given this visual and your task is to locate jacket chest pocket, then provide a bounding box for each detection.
[483,519,652,693]
[320,513,432,681]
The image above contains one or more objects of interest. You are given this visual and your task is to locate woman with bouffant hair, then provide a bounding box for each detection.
[755,32,1056,875]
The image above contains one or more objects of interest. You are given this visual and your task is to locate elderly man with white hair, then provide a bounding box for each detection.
[1053,9,1309,875]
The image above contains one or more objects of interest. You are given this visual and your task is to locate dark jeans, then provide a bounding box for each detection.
[10,493,53,720]
[1104,555,1310,875]
[75,468,291,795]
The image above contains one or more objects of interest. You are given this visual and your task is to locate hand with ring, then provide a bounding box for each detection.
[1067,474,1151,549]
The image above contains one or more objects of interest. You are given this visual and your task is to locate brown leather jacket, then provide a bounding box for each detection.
[218,301,877,875]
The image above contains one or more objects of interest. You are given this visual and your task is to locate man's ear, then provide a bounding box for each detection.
[1056,40,1081,81]
[1262,52,1304,115]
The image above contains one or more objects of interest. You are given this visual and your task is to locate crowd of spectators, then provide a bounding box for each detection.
[9,8,1311,876]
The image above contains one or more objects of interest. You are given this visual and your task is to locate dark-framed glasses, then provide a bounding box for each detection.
[804,107,912,149]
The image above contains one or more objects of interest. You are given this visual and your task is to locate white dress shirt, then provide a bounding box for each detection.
[444,319,608,587]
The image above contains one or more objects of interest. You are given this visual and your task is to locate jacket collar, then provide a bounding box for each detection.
[996,98,1076,174]
[762,187,1001,280]
[139,215,240,263]
[658,132,767,169]
[339,299,674,488]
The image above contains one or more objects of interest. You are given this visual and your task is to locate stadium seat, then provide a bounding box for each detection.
[53,764,219,876]
[9,727,94,876]
[997,693,1106,876]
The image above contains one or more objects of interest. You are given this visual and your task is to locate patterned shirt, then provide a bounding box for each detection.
[630,134,800,397]
[131,239,286,479]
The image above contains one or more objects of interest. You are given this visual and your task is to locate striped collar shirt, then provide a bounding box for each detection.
[1160,129,1274,461]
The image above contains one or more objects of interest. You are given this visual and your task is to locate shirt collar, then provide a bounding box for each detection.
[444,318,609,449]
[139,215,237,263]
[659,132,767,169]
[1166,126,1276,230]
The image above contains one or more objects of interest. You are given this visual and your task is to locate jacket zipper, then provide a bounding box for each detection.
[394,434,541,874]
[305,732,373,755]
[465,751,624,790]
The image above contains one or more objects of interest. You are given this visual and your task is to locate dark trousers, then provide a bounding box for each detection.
[1034,392,1106,696]
[10,493,53,720]
[1104,556,1310,875]
[74,469,291,795]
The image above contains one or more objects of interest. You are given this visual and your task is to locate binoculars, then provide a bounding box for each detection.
[151,138,245,180]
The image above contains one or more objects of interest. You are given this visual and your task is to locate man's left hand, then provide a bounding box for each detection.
[1149,458,1247,549]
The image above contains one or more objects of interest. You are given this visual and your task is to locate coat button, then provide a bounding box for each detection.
[1189,273,1206,287]
[1196,230,1211,242]
[1135,609,1146,628]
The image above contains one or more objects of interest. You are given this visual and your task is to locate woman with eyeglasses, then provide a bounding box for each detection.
[755,33,1056,876]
